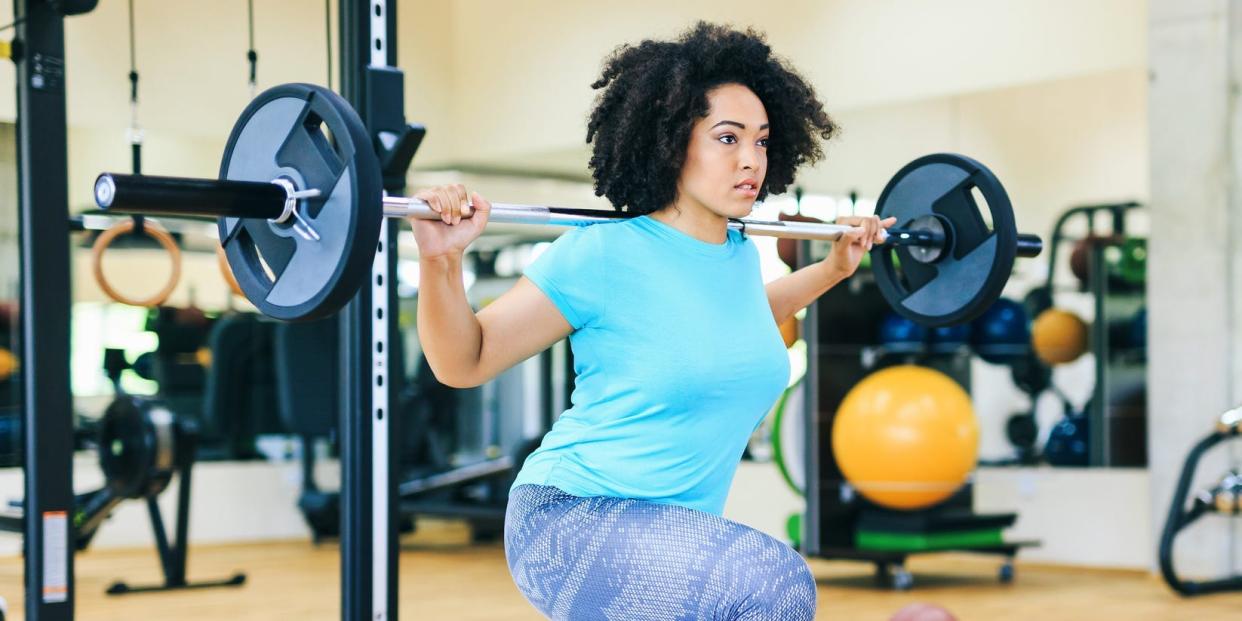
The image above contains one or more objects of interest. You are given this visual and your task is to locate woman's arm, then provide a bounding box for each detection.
[410,184,572,388]
[765,262,850,325]
[417,260,571,388]
[764,214,894,324]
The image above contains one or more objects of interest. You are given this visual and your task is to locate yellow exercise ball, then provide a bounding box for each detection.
[831,365,978,510]
[1031,308,1089,365]
[195,346,213,369]
[779,317,799,349]
[0,347,17,381]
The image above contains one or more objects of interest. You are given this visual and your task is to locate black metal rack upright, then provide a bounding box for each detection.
[337,1,402,619]
[14,2,76,619]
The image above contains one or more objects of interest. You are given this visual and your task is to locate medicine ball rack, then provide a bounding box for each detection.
[795,241,1037,590]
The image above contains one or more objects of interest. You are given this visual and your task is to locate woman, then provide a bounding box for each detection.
[411,22,891,620]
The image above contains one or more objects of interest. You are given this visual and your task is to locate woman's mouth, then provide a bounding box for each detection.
[733,181,758,198]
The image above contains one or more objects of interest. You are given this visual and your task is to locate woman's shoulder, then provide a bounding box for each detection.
[564,218,635,247]
[539,221,618,261]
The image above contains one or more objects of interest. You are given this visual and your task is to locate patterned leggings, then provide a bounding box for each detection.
[504,484,818,620]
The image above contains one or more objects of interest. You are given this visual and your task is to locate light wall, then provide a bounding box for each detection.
[437,0,1145,164]
[0,0,1145,170]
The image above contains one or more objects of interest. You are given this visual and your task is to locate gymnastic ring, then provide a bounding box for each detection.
[91,219,182,307]
[215,243,244,297]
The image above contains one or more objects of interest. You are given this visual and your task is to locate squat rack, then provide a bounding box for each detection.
[14,1,412,619]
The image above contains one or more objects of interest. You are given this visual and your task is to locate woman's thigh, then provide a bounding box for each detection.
[505,485,817,621]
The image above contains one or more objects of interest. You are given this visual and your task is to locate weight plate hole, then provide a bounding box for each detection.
[971,186,994,232]
[254,247,277,283]
[302,112,346,181]
[893,252,911,291]
[307,113,334,145]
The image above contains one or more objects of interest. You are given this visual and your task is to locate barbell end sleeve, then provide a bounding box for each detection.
[880,227,942,246]
[95,172,289,220]
[1016,233,1044,258]
[94,174,118,209]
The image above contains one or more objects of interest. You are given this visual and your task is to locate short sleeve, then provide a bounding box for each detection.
[522,227,604,330]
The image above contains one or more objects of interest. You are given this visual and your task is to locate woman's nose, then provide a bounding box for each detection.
[739,147,759,171]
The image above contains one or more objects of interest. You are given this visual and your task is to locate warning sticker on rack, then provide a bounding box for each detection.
[43,511,68,603]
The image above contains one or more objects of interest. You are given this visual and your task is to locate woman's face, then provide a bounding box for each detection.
[676,83,769,220]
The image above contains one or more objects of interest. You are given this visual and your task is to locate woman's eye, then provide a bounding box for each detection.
[757,137,769,148]
[718,134,737,145]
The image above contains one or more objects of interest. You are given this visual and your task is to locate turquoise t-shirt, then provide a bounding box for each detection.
[511,215,791,515]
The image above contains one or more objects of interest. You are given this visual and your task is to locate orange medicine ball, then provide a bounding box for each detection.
[0,347,16,380]
[779,317,798,349]
[1030,308,1089,365]
[831,365,979,510]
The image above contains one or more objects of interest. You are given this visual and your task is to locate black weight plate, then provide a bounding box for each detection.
[871,153,1017,327]
[217,83,382,321]
[99,396,175,500]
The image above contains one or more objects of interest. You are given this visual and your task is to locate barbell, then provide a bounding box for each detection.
[93,82,1042,326]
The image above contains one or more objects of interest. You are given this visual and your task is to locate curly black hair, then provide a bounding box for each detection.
[586,22,837,214]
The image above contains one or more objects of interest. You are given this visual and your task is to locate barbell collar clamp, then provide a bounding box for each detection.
[269,178,322,224]
[269,178,323,242]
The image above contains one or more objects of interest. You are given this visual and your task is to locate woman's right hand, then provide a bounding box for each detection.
[408,184,493,259]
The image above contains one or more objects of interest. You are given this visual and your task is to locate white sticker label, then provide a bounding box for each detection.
[42,511,68,603]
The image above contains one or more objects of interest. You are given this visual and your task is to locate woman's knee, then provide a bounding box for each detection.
[721,537,817,619]
[783,561,819,618]
[750,555,816,618]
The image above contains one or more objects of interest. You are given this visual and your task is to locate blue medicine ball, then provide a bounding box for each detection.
[970,298,1030,364]
[1045,413,1089,467]
[929,323,972,354]
[878,312,928,354]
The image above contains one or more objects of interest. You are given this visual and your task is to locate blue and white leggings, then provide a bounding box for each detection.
[504,484,818,620]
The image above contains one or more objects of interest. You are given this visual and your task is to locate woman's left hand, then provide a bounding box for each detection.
[823,215,897,278]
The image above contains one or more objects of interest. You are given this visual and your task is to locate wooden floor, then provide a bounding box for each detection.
[0,524,1238,620]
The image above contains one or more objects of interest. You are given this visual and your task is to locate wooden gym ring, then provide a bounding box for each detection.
[91,219,182,307]
[215,243,244,297]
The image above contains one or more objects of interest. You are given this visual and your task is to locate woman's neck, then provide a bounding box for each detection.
[649,196,730,245]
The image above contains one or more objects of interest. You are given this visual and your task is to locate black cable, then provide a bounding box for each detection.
[126,0,144,234]
[246,0,257,93]
[127,0,138,104]
[325,0,332,90]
